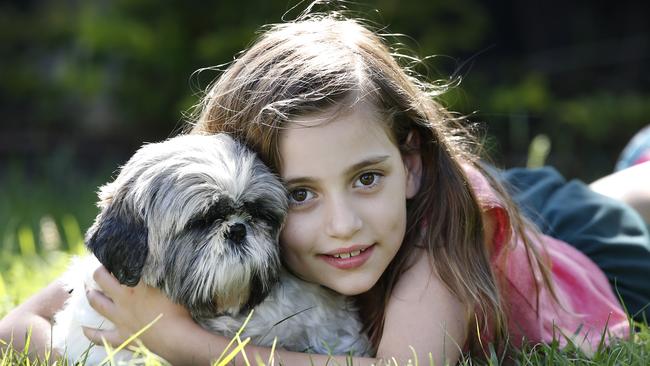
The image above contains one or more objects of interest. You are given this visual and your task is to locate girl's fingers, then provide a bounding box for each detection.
[86,288,116,319]
[81,326,123,347]
[92,265,124,299]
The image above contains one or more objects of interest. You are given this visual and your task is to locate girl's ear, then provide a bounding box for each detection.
[403,130,422,199]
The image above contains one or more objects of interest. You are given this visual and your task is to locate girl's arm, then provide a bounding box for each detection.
[86,257,468,365]
[0,279,70,358]
[84,266,379,366]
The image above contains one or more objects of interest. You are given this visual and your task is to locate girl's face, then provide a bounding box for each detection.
[278,102,421,295]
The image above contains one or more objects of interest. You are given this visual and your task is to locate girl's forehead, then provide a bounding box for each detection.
[278,103,401,177]
[282,103,393,145]
[284,101,393,139]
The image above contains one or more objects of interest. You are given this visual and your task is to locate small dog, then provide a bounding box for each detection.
[52,134,371,365]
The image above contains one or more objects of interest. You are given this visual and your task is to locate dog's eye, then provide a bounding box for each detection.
[185,216,216,230]
[244,201,283,228]
[186,202,234,230]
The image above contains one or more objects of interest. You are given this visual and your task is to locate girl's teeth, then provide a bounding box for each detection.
[333,249,363,259]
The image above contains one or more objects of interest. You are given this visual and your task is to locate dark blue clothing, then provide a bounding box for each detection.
[500,166,650,322]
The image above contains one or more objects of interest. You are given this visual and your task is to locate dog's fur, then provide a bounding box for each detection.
[52,134,370,365]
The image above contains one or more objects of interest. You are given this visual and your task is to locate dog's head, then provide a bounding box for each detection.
[85,134,287,317]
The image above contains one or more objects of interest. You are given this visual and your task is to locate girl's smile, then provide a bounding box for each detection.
[319,244,374,270]
[278,102,421,295]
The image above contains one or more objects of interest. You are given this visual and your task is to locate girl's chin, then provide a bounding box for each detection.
[323,278,378,296]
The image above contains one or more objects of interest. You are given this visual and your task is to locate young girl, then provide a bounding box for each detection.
[2,10,649,366]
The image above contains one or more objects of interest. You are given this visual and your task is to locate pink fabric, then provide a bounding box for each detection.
[466,167,630,351]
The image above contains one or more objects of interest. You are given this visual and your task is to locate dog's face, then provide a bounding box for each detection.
[85,134,287,318]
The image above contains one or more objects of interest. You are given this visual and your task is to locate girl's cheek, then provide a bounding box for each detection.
[279,215,303,248]
[281,213,319,259]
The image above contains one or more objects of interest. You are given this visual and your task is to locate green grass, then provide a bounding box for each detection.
[0,156,112,257]
[2,322,649,365]
[0,217,86,317]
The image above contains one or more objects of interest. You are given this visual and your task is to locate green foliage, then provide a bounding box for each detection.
[489,74,552,115]
[3,0,647,181]
[0,159,105,257]
[0,251,71,319]
[555,93,650,143]
[0,160,95,317]
[463,73,650,178]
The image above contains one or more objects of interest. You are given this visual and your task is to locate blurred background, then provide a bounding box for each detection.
[1,0,649,262]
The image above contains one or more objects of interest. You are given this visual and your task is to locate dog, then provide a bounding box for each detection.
[52,134,371,365]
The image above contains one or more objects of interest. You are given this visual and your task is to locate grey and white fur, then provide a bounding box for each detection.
[52,134,371,365]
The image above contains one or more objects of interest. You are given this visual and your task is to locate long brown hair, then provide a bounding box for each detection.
[189,11,554,353]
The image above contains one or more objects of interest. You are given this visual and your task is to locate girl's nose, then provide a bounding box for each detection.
[324,196,362,239]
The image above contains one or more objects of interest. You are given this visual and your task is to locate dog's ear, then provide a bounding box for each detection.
[86,195,149,287]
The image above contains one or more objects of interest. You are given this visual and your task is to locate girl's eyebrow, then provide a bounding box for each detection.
[284,155,391,185]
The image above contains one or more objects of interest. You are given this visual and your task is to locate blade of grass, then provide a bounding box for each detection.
[235,335,252,366]
[215,309,255,362]
[17,226,36,257]
[0,273,6,298]
[214,337,251,366]
[409,345,418,366]
[99,313,163,365]
[22,327,32,357]
[268,336,278,366]
[61,215,84,255]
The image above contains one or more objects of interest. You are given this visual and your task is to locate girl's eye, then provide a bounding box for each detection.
[354,172,382,188]
[288,188,315,205]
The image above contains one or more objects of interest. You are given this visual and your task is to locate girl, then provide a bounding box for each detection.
[2,10,649,366]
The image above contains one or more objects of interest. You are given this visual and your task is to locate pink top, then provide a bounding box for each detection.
[466,167,629,351]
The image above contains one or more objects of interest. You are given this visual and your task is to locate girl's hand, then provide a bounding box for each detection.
[0,280,70,359]
[83,266,381,365]
[83,265,191,351]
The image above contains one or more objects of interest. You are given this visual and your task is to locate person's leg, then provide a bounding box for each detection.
[590,162,650,224]
[499,166,650,322]
[614,125,650,171]
[599,125,650,223]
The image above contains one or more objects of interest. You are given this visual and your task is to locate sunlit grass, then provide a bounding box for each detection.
[0,216,84,318]
[1,324,649,366]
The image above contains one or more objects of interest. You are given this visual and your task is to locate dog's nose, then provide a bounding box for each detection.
[227,223,246,244]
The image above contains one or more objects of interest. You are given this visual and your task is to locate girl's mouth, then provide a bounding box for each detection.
[319,244,375,269]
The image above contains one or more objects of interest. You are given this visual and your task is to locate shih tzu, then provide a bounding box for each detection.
[52,134,371,365]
